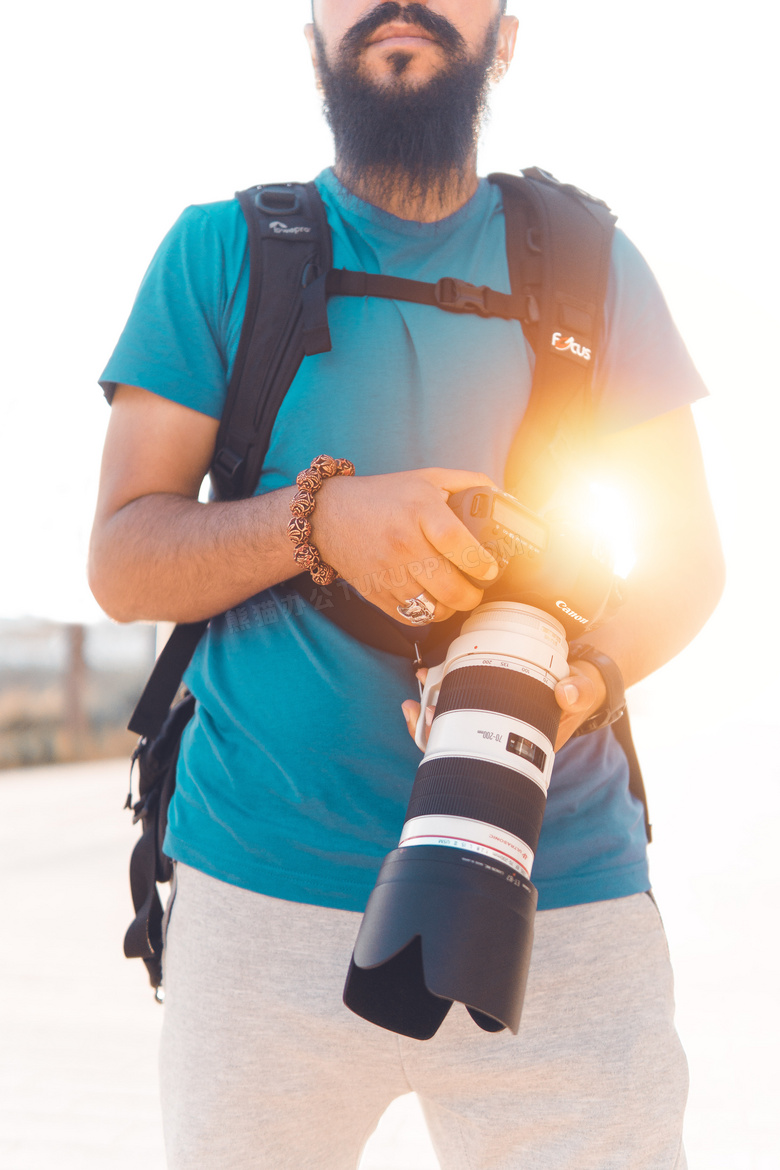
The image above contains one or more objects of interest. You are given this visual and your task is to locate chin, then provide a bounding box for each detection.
[364,55,443,88]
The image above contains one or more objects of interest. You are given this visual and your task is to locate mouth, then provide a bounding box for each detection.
[367,23,440,48]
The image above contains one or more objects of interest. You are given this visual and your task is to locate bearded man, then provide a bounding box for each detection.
[90,3,723,1167]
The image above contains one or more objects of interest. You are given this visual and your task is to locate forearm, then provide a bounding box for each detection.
[91,386,502,626]
[88,488,297,623]
[580,422,725,691]
[579,544,725,691]
[550,537,724,749]
[550,405,725,743]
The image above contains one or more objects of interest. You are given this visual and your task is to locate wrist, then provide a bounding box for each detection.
[286,455,355,585]
[567,643,626,736]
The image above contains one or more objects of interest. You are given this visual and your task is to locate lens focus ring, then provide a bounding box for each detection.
[407,757,547,854]
[434,666,561,746]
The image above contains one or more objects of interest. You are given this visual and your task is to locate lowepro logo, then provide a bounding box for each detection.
[269,221,312,235]
[556,600,588,624]
[551,331,591,361]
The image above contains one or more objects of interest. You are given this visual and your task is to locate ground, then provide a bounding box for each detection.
[0,679,777,1168]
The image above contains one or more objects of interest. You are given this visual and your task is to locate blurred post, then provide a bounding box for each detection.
[64,623,88,757]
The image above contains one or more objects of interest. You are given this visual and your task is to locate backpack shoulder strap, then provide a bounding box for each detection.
[211,180,333,501]
[127,620,206,738]
[491,172,650,840]
[611,709,652,843]
[491,168,616,511]
[128,181,333,736]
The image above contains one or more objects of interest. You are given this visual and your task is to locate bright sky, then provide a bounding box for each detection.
[1,0,777,714]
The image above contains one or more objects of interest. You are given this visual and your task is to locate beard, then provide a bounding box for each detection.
[313,3,501,211]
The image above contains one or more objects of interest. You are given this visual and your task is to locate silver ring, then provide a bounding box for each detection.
[397,592,437,625]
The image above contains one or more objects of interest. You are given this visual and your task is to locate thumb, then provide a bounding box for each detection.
[401,700,419,736]
[554,673,599,715]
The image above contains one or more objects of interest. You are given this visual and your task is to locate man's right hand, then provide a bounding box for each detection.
[89,385,501,625]
[312,467,502,623]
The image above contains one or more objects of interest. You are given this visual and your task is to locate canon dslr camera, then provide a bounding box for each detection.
[343,486,623,1040]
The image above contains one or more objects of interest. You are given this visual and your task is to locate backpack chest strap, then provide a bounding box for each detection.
[326,269,528,322]
[298,266,535,363]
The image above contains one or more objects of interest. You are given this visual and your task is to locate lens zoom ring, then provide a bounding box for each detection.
[435,667,560,744]
[407,757,547,849]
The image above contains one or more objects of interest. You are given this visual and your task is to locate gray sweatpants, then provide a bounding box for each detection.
[160,863,688,1170]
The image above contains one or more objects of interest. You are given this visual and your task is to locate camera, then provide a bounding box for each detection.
[342,487,623,1040]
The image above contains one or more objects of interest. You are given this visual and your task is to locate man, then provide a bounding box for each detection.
[90,2,724,1167]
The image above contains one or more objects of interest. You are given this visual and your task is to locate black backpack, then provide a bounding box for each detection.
[122,169,647,994]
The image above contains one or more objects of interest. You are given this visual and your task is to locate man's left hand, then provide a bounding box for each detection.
[551,661,606,749]
[401,662,606,753]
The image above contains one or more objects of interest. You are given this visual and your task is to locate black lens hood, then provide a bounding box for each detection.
[343,846,537,1040]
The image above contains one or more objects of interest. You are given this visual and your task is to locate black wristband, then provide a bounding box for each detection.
[567,643,626,736]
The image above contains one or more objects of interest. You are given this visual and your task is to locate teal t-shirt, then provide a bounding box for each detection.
[101,169,707,911]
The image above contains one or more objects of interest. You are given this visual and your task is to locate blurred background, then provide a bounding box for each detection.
[0,1,777,1167]
[0,0,776,748]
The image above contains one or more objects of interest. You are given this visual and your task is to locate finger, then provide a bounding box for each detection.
[345,551,459,621]
[401,700,434,747]
[423,467,501,497]
[554,673,599,716]
[553,673,602,750]
[431,605,456,624]
[393,590,456,627]
[420,511,501,585]
[403,567,477,622]
[391,541,486,614]
[351,585,456,627]
[401,700,419,738]
[395,590,446,627]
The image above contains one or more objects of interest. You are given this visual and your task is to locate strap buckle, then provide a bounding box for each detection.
[434,277,491,317]
[254,185,302,215]
[212,446,244,481]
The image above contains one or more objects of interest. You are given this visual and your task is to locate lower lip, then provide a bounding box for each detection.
[370,35,438,49]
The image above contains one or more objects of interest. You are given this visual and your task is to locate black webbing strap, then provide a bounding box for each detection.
[288,573,464,663]
[128,183,334,740]
[128,579,462,752]
[496,169,616,511]
[124,690,196,991]
[128,620,206,738]
[211,182,334,502]
[124,819,164,972]
[611,709,652,842]
[326,269,524,321]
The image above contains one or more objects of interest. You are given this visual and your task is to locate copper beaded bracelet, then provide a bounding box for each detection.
[286,454,355,586]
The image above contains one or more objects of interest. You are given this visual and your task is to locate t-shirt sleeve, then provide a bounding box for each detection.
[593,228,708,434]
[99,204,242,419]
